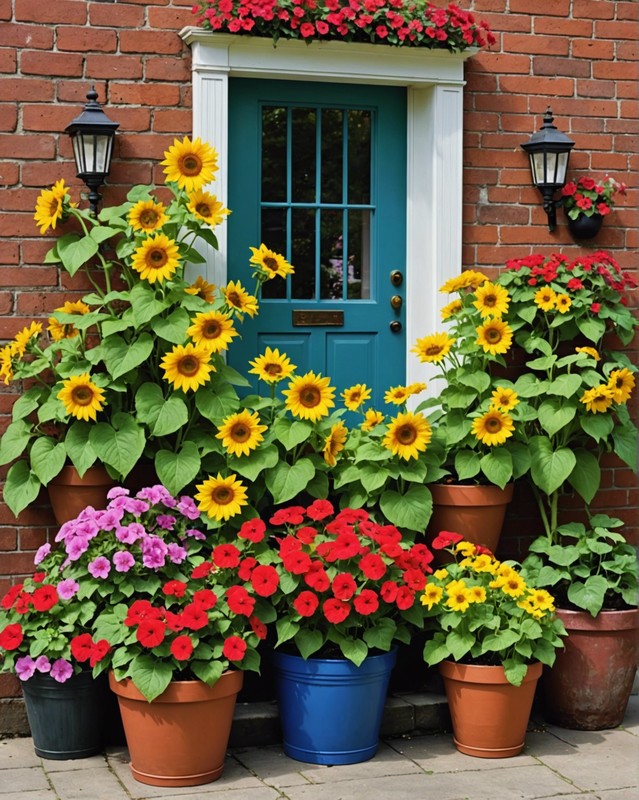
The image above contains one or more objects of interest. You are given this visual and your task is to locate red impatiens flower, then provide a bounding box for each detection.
[163,579,187,597]
[249,614,267,640]
[250,565,279,597]
[226,585,256,616]
[165,610,185,632]
[332,573,357,601]
[270,506,306,525]
[70,633,94,663]
[222,635,247,661]
[89,639,111,667]
[359,553,386,580]
[306,499,334,521]
[380,580,399,603]
[353,589,379,616]
[212,543,241,568]
[304,562,331,591]
[395,586,415,610]
[0,623,23,651]
[31,584,59,612]
[32,572,46,584]
[192,588,217,610]
[181,603,209,631]
[191,562,214,579]
[431,531,464,550]
[293,590,319,617]
[238,518,266,542]
[322,598,351,624]
[170,635,194,661]
[404,568,428,592]
[125,599,164,626]
[296,526,318,544]
[282,549,312,575]
[238,556,257,581]
[136,619,166,647]
[1,584,23,610]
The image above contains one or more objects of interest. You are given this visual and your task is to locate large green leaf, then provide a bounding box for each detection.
[11,388,42,421]
[547,373,583,398]
[567,575,608,616]
[359,463,390,494]
[611,423,638,471]
[190,659,224,686]
[151,307,191,344]
[265,458,315,504]
[294,629,324,660]
[154,441,201,496]
[195,383,239,422]
[129,655,173,702]
[379,483,432,532]
[89,413,145,477]
[135,383,188,437]
[454,449,481,482]
[529,436,576,497]
[445,629,474,660]
[568,448,600,504]
[538,398,576,437]
[3,461,41,516]
[338,638,369,666]
[64,421,98,475]
[29,437,67,485]
[480,447,513,489]
[128,282,167,326]
[228,445,279,482]
[580,412,614,443]
[56,233,99,276]
[101,333,155,380]
[0,419,31,465]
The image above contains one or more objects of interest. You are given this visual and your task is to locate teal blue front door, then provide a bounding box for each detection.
[227,79,407,409]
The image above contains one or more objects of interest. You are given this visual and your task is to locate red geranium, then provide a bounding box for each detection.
[136,619,167,648]
[31,585,59,612]
[0,623,23,651]
[170,635,194,661]
[222,635,247,661]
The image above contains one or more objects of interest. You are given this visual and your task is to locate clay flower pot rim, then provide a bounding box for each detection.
[109,670,243,704]
[555,606,639,632]
[439,660,542,684]
[428,482,514,504]
[49,464,113,487]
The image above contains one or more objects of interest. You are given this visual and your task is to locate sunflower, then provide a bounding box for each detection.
[490,387,519,412]
[323,421,348,466]
[13,322,42,356]
[0,345,15,384]
[361,409,384,431]
[186,310,238,353]
[440,298,463,320]
[420,584,443,610]
[475,318,513,355]
[607,368,635,404]
[411,333,455,363]
[575,346,600,362]
[186,190,231,227]
[222,280,259,317]
[195,473,248,522]
[407,382,427,397]
[248,347,296,384]
[534,286,557,312]
[384,385,411,405]
[526,589,555,612]
[382,411,432,460]
[131,233,180,283]
[185,275,217,303]
[473,281,510,318]
[555,293,572,313]
[160,343,215,392]
[341,383,371,411]
[128,199,168,233]
[468,585,487,603]
[249,243,294,280]
[580,385,614,414]
[57,374,106,422]
[498,572,527,598]
[439,270,488,294]
[161,136,218,192]
[34,179,70,235]
[283,371,335,422]
[47,300,90,342]
[471,409,514,446]
[215,410,267,458]
[445,584,473,613]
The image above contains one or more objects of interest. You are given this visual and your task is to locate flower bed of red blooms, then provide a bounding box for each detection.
[192,0,495,50]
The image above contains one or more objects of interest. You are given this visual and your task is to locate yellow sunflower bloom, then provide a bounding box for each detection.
[186,311,238,353]
[195,473,248,522]
[0,345,15,384]
[527,589,555,612]
[607,368,635,404]
[490,387,519,412]
[282,371,335,422]
[57,373,106,422]
[222,280,259,317]
[161,136,218,192]
[580,385,614,414]
[34,179,70,235]
[249,243,294,280]
[216,410,267,458]
[471,408,515,446]
[248,347,296,384]
[186,190,230,228]
[411,333,455,363]
[499,572,527,598]
[185,275,217,303]
[445,585,473,613]
[468,585,487,603]
[575,346,600,362]
[361,409,385,431]
[439,270,488,294]
[420,584,444,610]
[323,421,348,467]
[384,385,411,405]
[131,233,180,284]
[341,384,371,412]
[555,293,572,314]
[160,343,215,393]
[128,199,168,233]
[440,299,463,321]
[473,281,511,318]
[534,286,557,312]
[407,382,427,397]
[475,318,513,355]
[382,411,432,461]
[47,300,90,342]
[13,322,43,356]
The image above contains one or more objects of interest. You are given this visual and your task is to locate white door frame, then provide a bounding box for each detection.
[179,29,474,390]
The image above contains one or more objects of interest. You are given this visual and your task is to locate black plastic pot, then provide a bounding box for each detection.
[566,211,604,240]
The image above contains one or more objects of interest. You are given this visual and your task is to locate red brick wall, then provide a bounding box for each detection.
[0,0,637,641]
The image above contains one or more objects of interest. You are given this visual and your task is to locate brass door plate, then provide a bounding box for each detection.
[292,310,344,327]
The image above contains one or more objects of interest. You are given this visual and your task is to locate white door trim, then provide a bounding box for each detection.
[180,29,474,391]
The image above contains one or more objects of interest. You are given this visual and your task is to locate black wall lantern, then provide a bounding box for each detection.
[65,86,119,215]
[521,107,575,232]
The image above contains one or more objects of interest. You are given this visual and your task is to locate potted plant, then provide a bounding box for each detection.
[192,0,496,51]
[561,175,626,239]
[421,531,566,758]
[522,514,638,730]
[217,500,434,764]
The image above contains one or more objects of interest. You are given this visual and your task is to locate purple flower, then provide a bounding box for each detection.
[65,536,90,561]
[113,551,135,573]
[185,528,206,540]
[156,514,176,531]
[15,656,36,681]
[50,659,73,683]
[167,543,187,564]
[88,556,111,579]
[57,579,80,600]
[177,496,200,520]
[107,486,130,500]
[34,543,51,565]
[137,485,175,506]
[95,508,124,530]
[116,522,145,544]
[35,655,51,673]
[122,498,150,515]
[141,536,168,569]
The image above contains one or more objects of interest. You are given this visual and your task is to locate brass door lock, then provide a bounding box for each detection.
[390,270,403,286]
[390,295,403,310]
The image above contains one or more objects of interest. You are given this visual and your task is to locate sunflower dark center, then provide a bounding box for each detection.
[195,202,211,217]
[179,356,200,376]
[397,424,417,444]
[230,424,250,442]
[484,294,497,307]
[425,345,443,356]
[263,256,278,272]
[485,417,502,433]
[148,248,168,267]
[203,321,222,338]
[71,386,94,406]
[227,291,240,306]
[485,327,502,343]
[265,363,282,376]
[139,210,159,228]
[212,487,232,505]
[300,387,321,408]
[181,155,202,176]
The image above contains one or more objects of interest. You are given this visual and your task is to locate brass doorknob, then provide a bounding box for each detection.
[390,270,403,286]
[390,295,403,310]
[389,320,402,333]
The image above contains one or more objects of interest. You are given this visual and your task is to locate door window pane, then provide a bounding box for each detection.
[348,110,371,205]
[347,210,371,299]
[291,208,316,299]
[292,108,316,203]
[261,107,287,202]
[321,108,344,205]
[261,207,287,299]
[320,209,344,300]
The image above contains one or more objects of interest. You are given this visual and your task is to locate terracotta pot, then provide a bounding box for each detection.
[426,483,514,557]
[542,607,639,730]
[109,671,243,787]
[439,660,542,758]
[47,465,115,525]
[566,211,603,240]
